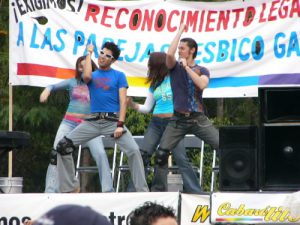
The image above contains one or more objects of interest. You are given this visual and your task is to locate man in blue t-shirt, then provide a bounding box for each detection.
[56,42,149,192]
[155,24,219,193]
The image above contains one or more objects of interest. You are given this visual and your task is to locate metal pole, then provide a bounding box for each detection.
[8,84,13,177]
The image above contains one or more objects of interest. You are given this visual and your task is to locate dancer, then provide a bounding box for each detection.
[56,42,149,192]
[155,24,219,192]
[127,52,201,193]
[40,56,113,193]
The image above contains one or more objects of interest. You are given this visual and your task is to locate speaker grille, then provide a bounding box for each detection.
[219,126,258,191]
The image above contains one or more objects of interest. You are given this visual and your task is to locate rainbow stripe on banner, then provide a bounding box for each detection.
[17,63,300,90]
[17,63,75,79]
[209,73,300,88]
[17,63,149,88]
[216,217,263,222]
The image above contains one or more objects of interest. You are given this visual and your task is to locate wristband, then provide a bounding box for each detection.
[117,121,124,128]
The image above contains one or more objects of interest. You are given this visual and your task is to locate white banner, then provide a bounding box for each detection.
[2,192,300,224]
[211,192,300,224]
[0,192,179,223]
[181,193,211,225]
[9,0,300,97]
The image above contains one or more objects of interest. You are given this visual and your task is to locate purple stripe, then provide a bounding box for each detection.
[259,73,300,85]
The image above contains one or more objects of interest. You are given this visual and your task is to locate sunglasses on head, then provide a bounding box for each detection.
[100,50,114,59]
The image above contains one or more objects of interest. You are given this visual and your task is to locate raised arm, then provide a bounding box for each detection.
[166,24,186,69]
[83,45,94,83]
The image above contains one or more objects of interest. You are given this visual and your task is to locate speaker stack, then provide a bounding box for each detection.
[219,87,300,192]
[259,87,300,191]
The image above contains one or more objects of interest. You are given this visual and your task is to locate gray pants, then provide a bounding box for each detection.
[57,119,149,192]
[153,113,219,192]
[48,119,114,193]
[160,114,219,151]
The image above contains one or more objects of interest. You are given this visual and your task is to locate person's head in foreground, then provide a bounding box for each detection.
[28,204,111,225]
[126,201,178,225]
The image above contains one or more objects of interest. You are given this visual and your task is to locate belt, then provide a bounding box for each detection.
[174,111,203,118]
[85,112,119,121]
[153,113,173,118]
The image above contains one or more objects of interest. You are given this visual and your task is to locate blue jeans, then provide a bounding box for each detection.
[141,117,202,193]
[45,119,114,193]
[155,113,219,193]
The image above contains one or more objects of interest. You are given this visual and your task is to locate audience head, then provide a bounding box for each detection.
[127,201,178,225]
[32,204,111,225]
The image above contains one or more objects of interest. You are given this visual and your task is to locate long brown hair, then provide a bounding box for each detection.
[75,56,98,83]
[146,52,169,90]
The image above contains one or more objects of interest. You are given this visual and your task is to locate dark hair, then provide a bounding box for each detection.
[127,202,176,225]
[146,52,169,90]
[180,37,198,59]
[75,56,98,82]
[102,42,121,60]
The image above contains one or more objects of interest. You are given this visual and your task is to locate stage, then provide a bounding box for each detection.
[0,191,299,225]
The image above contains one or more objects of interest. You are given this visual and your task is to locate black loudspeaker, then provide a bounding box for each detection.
[259,87,300,191]
[259,87,300,123]
[260,125,300,191]
[219,126,258,191]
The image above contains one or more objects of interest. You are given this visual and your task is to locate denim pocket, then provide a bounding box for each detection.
[195,115,213,127]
